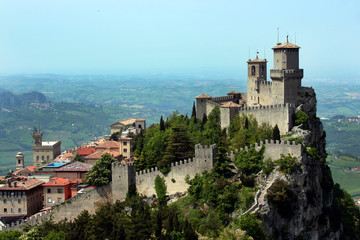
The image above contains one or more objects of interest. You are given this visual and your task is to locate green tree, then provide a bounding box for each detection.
[191,101,197,124]
[160,116,165,131]
[275,154,300,174]
[272,124,280,141]
[73,154,83,162]
[0,230,22,240]
[158,125,194,173]
[235,213,266,240]
[234,146,265,176]
[84,153,116,186]
[110,132,119,141]
[295,110,309,125]
[154,175,168,206]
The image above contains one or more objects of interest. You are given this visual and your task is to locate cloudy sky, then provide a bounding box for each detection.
[0,0,359,80]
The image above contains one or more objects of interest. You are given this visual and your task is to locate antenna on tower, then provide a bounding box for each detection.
[264,47,266,59]
[256,50,259,59]
[248,48,250,60]
[295,33,296,45]
[277,27,279,43]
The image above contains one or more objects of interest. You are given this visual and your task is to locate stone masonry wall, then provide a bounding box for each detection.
[112,144,216,202]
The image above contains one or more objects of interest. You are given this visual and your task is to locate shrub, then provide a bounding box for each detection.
[295,110,309,125]
[262,158,274,175]
[275,154,301,174]
[267,179,298,219]
[235,213,267,240]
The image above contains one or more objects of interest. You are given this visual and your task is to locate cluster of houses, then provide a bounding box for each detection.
[0,117,145,225]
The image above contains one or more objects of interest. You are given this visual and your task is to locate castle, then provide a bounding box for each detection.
[196,39,308,134]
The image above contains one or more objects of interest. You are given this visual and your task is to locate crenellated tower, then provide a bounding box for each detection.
[247,54,269,106]
[270,38,303,105]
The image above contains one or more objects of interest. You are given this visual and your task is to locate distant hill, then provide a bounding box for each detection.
[0,90,48,108]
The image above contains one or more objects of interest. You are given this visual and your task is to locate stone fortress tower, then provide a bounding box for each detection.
[16,152,25,170]
[32,128,61,167]
[196,38,306,135]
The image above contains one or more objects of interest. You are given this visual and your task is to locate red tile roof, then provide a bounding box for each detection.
[227,90,241,95]
[119,137,132,141]
[0,178,44,191]
[272,42,300,49]
[85,149,121,160]
[95,141,120,149]
[136,118,145,121]
[77,147,96,156]
[13,166,37,176]
[247,58,267,63]
[221,102,241,108]
[55,161,92,172]
[43,177,81,187]
[54,152,74,162]
[196,93,212,99]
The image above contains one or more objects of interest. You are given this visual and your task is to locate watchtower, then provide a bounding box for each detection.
[16,152,25,170]
[270,38,303,105]
[247,54,268,105]
[32,129,43,147]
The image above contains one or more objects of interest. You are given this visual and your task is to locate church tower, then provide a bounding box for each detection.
[16,152,25,170]
[247,54,268,106]
[32,129,43,147]
[270,38,303,105]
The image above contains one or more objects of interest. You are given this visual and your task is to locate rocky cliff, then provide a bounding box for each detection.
[253,87,342,239]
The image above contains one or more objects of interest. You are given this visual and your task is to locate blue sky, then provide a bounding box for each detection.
[0,0,359,80]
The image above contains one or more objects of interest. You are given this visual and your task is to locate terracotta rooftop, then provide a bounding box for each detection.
[77,147,96,156]
[54,152,74,162]
[221,102,241,108]
[0,178,44,191]
[85,149,121,160]
[119,117,137,126]
[43,177,82,187]
[13,166,37,176]
[55,161,92,172]
[95,141,120,149]
[227,90,241,95]
[272,42,300,49]
[196,93,212,99]
[248,58,267,62]
[119,137,132,141]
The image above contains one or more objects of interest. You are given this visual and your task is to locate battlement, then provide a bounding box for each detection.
[212,95,235,103]
[206,99,221,107]
[239,103,294,112]
[2,210,51,231]
[228,139,303,161]
[255,80,272,86]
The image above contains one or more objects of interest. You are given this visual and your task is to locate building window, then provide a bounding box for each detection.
[47,155,50,161]
[4,208,7,213]
[251,66,256,75]
[11,208,14,213]
[18,199,21,204]
[11,199,14,204]
[58,198,62,203]
[47,188,51,193]
[3,199,6,204]
[123,142,127,146]
[124,148,127,153]
[41,156,44,161]
[48,197,52,203]
[18,159,21,164]
[58,189,63,194]
[138,124,142,129]
[36,156,39,162]
[18,208,21,213]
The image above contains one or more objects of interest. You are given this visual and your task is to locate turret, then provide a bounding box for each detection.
[247,54,268,105]
[16,152,25,170]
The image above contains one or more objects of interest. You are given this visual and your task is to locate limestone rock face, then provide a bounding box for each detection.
[254,87,340,239]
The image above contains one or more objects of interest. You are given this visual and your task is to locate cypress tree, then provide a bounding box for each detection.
[160,116,165,131]
[244,117,249,129]
[273,124,280,141]
[191,102,196,118]
[200,114,207,131]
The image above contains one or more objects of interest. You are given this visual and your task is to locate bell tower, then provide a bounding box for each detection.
[32,127,43,147]
[270,37,303,105]
[247,54,267,106]
[16,152,25,170]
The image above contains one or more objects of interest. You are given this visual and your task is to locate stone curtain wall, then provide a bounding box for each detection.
[112,144,216,202]
[228,139,303,162]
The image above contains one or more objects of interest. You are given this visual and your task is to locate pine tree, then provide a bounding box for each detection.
[244,117,249,129]
[200,114,207,131]
[160,116,165,131]
[273,124,280,141]
[191,102,196,118]
[158,125,194,172]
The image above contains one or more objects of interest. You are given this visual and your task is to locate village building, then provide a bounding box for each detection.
[84,148,121,165]
[0,178,44,220]
[110,117,146,135]
[42,177,81,207]
[32,130,61,167]
[13,166,36,177]
[119,138,133,159]
[55,161,92,179]
[75,147,96,161]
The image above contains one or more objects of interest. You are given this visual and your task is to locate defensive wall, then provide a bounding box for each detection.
[228,139,303,161]
[2,210,51,232]
[112,144,216,202]
[219,103,295,135]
